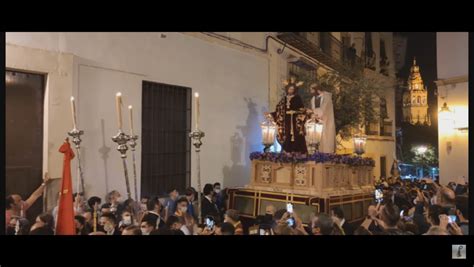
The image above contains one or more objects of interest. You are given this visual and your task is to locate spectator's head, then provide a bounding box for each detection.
[215,222,235,235]
[87,196,101,210]
[168,188,179,200]
[310,83,322,95]
[99,213,117,232]
[120,210,133,226]
[185,187,195,202]
[75,215,86,233]
[176,197,189,214]
[351,43,356,48]
[380,203,400,228]
[140,196,149,211]
[100,203,111,214]
[140,214,156,235]
[427,205,443,226]
[424,226,448,235]
[122,225,142,235]
[166,215,183,231]
[330,206,345,224]
[35,213,54,230]
[107,190,122,204]
[436,186,456,207]
[274,209,287,222]
[313,213,334,235]
[203,184,214,197]
[224,209,240,224]
[455,195,469,220]
[147,196,163,213]
[6,194,22,211]
[82,209,92,224]
[213,183,221,194]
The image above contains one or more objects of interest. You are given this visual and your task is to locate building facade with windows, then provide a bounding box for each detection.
[6,32,397,210]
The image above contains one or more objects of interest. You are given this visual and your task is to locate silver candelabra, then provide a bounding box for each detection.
[128,134,139,201]
[189,129,205,224]
[111,130,132,200]
[68,128,86,194]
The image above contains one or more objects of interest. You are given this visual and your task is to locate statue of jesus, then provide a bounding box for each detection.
[266,77,307,154]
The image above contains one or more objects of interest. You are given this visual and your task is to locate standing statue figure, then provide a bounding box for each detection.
[309,83,336,154]
[266,77,308,154]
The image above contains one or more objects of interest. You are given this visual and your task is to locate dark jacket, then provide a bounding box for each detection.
[201,196,220,222]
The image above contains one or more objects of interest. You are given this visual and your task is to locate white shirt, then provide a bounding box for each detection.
[339,218,346,227]
[205,195,212,203]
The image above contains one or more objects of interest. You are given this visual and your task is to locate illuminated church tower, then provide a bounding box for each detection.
[402,58,430,125]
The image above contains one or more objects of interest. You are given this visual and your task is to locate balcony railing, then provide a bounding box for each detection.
[277,32,363,76]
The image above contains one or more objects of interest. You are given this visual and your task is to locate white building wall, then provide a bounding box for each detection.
[436,32,468,185]
[6,32,269,201]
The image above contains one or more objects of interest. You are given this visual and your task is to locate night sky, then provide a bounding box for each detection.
[398,32,438,129]
[397,32,438,152]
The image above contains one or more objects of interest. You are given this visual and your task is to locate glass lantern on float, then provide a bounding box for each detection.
[261,114,277,153]
[305,118,323,155]
[353,134,367,156]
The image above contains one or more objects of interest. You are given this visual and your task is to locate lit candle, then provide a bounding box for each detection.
[194,92,200,130]
[128,105,134,136]
[116,92,123,130]
[70,96,77,129]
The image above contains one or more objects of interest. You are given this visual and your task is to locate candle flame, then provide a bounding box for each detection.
[194,92,199,98]
[128,105,132,109]
[116,92,122,97]
[70,96,74,101]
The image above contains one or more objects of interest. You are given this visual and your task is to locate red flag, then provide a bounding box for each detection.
[56,139,76,235]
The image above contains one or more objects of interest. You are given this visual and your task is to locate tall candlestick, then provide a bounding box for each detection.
[194,92,200,130]
[128,105,134,136]
[116,92,123,130]
[70,96,77,129]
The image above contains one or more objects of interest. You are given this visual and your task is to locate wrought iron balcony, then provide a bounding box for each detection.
[277,32,363,76]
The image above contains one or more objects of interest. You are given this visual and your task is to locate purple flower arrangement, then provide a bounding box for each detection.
[249,151,375,167]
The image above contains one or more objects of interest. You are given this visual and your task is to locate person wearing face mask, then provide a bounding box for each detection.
[122,225,142,235]
[213,183,226,218]
[174,197,196,235]
[140,214,156,235]
[201,184,221,223]
[5,172,52,232]
[145,197,165,229]
[99,213,120,235]
[118,210,134,231]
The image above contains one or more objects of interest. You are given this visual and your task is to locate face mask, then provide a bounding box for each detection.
[141,228,151,235]
[214,189,221,194]
[140,204,147,211]
[179,206,188,213]
[123,216,132,225]
[104,223,114,233]
[116,197,122,203]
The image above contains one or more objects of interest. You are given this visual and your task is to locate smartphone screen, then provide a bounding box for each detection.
[205,217,215,229]
[286,203,293,213]
[375,189,383,202]
[286,217,295,228]
[448,215,457,224]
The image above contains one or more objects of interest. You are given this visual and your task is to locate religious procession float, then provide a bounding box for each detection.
[228,78,375,224]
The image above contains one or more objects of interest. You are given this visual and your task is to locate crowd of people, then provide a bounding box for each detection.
[5,174,469,235]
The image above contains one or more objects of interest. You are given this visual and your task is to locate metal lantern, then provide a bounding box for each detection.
[353,134,367,156]
[261,115,277,153]
[305,118,323,154]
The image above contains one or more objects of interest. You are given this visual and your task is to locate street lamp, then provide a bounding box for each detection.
[353,134,367,156]
[305,118,323,154]
[261,114,277,153]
